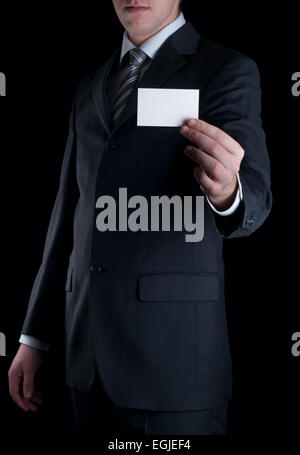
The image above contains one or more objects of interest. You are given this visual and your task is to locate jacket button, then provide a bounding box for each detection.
[90,264,102,273]
[104,141,116,151]
[246,215,254,225]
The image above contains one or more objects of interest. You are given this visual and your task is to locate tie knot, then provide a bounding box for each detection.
[122,48,149,67]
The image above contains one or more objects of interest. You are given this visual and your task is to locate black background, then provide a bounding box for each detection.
[0,1,299,437]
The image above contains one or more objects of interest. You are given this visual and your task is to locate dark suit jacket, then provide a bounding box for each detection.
[21,21,272,411]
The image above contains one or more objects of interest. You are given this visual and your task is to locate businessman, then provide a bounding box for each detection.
[8,0,272,435]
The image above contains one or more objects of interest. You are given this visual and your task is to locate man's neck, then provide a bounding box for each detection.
[127,10,181,47]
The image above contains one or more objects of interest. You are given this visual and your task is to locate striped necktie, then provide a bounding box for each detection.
[111,48,150,125]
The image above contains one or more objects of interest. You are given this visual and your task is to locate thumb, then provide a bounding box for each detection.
[23,370,34,399]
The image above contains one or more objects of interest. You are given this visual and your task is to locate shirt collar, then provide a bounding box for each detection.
[119,11,186,66]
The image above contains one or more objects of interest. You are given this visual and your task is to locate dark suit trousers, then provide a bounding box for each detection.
[67,372,228,435]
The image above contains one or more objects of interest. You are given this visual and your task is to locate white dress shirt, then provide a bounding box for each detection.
[19,11,243,352]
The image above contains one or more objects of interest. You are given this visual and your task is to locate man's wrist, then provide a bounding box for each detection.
[208,175,239,211]
[19,334,50,352]
[207,173,243,216]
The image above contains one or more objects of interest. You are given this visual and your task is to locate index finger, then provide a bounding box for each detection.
[9,372,30,412]
[186,119,244,156]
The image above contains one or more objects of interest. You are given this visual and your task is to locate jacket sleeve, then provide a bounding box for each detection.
[201,55,272,238]
[21,94,80,345]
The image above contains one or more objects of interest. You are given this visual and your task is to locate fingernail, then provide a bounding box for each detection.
[188,119,197,127]
[181,126,189,133]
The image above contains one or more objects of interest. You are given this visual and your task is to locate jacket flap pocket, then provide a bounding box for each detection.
[138,272,219,302]
[65,266,73,292]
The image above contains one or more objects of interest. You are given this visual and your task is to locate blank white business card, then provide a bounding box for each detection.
[137,88,199,127]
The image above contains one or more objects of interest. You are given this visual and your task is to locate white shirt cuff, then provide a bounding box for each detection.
[19,334,50,352]
[206,172,243,216]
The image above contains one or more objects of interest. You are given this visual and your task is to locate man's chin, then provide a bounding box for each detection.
[127,26,153,39]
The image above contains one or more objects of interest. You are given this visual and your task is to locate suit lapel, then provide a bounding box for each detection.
[92,22,201,136]
[92,46,121,135]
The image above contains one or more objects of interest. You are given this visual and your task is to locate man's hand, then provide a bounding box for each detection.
[8,344,43,412]
[180,118,245,211]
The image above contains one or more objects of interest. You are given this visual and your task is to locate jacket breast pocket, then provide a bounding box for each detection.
[138,272,219,303]
[65,266,73,292]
